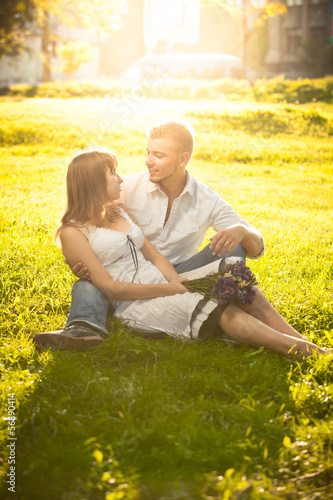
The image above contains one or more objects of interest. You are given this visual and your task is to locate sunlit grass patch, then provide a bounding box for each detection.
[0,97,332,499]
[188,106,333,138]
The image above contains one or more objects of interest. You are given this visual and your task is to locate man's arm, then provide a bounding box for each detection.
[208,191,264,259]
[64,259,91,280]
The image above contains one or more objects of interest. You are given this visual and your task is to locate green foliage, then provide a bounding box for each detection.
[0,0,36,58]
[0,97,332,499]
[253,76,333,104]
[3,76,333,103]
[6,81,121,98]
[46,0,123,37]
[57,40,94,78]
[4,78,253,100]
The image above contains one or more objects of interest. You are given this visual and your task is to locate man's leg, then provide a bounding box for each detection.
[174,243,246,274]
[34,280,110,351]
[66,280,110,336]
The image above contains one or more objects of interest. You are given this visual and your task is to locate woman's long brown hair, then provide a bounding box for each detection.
[55,149,121,240]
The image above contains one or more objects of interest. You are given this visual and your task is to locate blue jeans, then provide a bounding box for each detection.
[66,243,246,335]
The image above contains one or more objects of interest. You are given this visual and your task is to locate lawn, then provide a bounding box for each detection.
[0,93,333,500]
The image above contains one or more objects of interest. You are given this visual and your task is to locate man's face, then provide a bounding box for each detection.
[145,137,184,185]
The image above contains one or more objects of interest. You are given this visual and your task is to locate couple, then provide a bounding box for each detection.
[34,121,329,359]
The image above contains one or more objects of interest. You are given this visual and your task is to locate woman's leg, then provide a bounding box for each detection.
[236,289,306,340]
[218,303,327,359]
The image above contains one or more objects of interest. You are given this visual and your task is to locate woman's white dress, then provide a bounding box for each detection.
[78,210,218,339]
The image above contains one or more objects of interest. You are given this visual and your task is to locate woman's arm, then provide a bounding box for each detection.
[60,226,188,301]
[123,210,181,282]
[140,235,181,282]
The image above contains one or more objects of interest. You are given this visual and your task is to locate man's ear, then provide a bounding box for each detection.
[179,152,190,167]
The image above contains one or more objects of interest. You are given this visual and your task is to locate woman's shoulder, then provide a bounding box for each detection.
[59,223,89,242]
[120,207,138,226]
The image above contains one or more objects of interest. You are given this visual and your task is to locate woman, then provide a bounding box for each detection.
[40,149,330,359]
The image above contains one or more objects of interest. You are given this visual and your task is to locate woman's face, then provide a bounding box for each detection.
[105,166,123,201]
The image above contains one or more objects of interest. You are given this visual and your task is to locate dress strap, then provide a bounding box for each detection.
[127,235,140,283]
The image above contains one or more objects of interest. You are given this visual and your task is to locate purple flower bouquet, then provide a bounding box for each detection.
[184,259,258,306]
[212,260,258,306]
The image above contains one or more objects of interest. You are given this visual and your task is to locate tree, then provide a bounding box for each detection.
[201,0,286,78]
[0,0,36,58]
[57,40,94,78]
[37,0,124,81]
[0,0,124,81]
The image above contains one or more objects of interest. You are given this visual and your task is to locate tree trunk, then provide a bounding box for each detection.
[41,10,52,82]
[242,0,248,80]
[301,0,310,44]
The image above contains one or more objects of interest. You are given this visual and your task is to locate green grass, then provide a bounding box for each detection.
[0,96,333,499]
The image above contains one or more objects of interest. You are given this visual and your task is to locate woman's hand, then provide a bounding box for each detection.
[165,277,189,295]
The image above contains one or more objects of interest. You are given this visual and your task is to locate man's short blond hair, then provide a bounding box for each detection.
[146,120,195,159]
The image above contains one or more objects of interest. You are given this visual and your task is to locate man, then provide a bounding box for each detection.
[34,120,264,350]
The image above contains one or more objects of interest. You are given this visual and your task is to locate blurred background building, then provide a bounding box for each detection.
[265,0,333,77]
[0,0,332,85]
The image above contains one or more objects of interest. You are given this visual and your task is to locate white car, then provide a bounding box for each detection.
[123,53,244,80]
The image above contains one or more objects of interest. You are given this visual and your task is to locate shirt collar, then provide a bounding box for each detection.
[147,171,195,197]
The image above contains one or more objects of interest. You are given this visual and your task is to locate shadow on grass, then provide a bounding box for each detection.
[1,320,298,500]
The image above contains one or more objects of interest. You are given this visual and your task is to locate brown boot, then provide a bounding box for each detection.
[33,323,105,352]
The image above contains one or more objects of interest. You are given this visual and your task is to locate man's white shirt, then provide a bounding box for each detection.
[120,171,264,266]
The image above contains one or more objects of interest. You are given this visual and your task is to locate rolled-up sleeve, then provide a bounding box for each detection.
[210,193,265,260]
[253,236,265,259]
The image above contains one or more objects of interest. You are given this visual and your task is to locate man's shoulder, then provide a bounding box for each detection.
[188,173,220,199]
[123,171,148,186]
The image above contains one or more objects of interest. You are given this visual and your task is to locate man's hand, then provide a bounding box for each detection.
[209,224,247,257]
[64,258,91,281]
